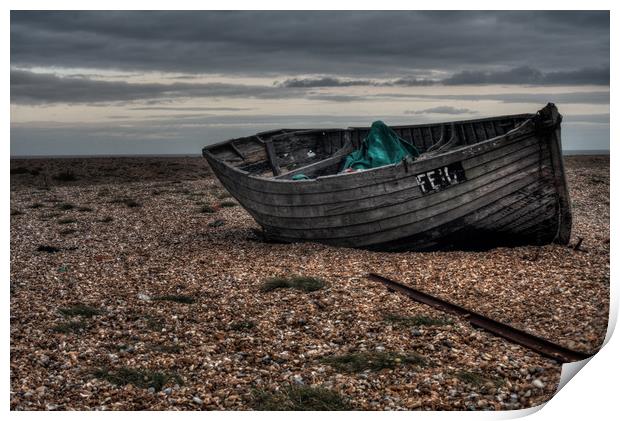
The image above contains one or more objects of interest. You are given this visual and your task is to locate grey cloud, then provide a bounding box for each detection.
[405,106,476,115]
[10,69,301,104]
[425,91,611,105]
[306,91,609,105]
[11,11,608,78]
[129,106,254,111]
[278,66,609,88]
[278,77,374,88]
[10,68,610,108]
[443,66,609,85]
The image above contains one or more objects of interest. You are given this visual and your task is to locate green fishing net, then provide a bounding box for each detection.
[342,121,420,171]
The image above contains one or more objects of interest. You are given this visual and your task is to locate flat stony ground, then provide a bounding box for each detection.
[10,155,609,411]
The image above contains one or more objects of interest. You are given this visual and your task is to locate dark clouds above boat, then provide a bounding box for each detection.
[10,69,300,104]
[11,10,609,78]
[11,68,610,106]
[278,66,610,87]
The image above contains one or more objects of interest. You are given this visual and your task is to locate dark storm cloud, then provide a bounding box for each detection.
[10,69,299,104]
[405,106,476,115]
[11,11,609,78]
[278,77,375,88]
[420,91,611,105]
[278,66,609,87]
[442,66,609,85]
[12,68,609,106]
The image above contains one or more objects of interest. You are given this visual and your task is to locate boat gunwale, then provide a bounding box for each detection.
[203,113,537,186]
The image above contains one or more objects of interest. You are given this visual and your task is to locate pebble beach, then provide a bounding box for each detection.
[10,155,609,411]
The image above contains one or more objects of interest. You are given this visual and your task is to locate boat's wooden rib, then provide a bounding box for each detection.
[202,103,572,251]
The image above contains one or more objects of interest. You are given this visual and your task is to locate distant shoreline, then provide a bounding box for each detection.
[10,150,610,160]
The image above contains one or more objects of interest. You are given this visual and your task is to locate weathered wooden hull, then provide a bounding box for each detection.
[203,104,572,251]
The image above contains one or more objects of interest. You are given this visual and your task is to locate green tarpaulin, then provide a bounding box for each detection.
[342,120,420,171]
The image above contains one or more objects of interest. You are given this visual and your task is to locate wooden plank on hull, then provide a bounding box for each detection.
[211,140,549,219]
[262,160,548,243]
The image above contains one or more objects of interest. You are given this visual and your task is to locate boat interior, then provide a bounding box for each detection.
[203,114,533,180]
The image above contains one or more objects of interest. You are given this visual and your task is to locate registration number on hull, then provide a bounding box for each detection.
[415,162,466,194]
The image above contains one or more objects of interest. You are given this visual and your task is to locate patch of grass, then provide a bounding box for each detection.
[37,245,61,253]
[57,217,77,225]
[149,343,182,354]
[144,315,165,331]
[208,219,225,228]
[99,216,113,223]
[219,200,238,208]
[57,202,75,210]
[384,313,451,327]
[320,351,426,373]
[59,304,103,318]
[217,191,231,199]
[454,370,505,388]
[124,199,141,208]
[93,367,183,391]
[229,320,256,331]
[111,197,142,208]
[153,294,196,304]
[53,171,78,182]
[59,228,78,236]
[52,320,88,333]
[199,204,216,213]
[261,276,326,293]
[251,386,350,411]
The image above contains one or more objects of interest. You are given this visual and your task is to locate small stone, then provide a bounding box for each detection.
[532,379,545,389]
[137,293,151,301]
[163,387,172,395]
[192,396,203,405]
[148,387,155,394]
[411,329,422,337]
[442,339,454,348]
[375,346,385,351]
[293,374,304,385]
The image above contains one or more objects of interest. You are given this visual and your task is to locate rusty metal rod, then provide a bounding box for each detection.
[367,272,593,364]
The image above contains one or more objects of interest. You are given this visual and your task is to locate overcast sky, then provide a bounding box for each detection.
[10,11,609,156]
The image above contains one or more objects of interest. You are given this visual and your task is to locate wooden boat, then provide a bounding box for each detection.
[202,103,572,251]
